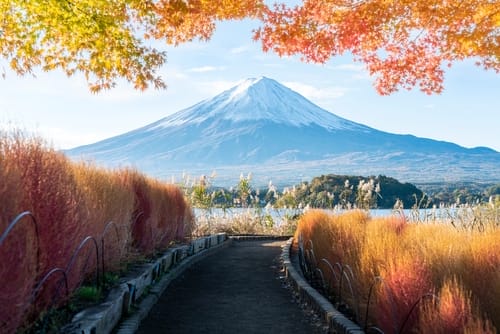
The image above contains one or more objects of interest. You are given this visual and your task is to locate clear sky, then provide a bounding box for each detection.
[1,19,499,152]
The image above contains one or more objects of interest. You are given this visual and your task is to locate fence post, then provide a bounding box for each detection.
[0,211,40,277]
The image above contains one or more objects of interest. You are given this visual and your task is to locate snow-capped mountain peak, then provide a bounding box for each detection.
[153,77,366,131]
[66,77,499,187]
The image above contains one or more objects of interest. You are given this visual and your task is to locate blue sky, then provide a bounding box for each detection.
[1,19,499,152]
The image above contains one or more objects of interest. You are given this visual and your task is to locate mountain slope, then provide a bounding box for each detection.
[67,77,499,186]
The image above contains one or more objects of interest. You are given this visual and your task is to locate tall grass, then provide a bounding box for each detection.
[0,131,194,332]
[295,210,499,333]
[192,208,298,236]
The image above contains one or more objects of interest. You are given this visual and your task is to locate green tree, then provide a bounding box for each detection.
[191,175,212,210]
[237,173,252,208]
[1,0,262,92]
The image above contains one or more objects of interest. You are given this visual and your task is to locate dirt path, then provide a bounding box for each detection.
[136,239,325,333]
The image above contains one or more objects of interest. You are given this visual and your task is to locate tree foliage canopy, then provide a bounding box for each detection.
[1,0,498,94]
[256,0,500,95]
[0,0,263,92]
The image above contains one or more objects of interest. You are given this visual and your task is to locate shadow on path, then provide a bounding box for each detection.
[136,239,324,333]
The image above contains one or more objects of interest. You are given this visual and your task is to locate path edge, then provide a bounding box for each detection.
[281,238,365,334]
[114,237,233,334]
[60,234,231,334]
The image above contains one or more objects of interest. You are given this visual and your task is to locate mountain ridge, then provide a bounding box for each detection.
[66,77,499,187]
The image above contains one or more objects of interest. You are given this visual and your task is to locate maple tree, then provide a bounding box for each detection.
[1,0,498,94]
[0,0,263,92]
[256,0,500,95]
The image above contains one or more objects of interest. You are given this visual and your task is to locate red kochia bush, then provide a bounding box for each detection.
[72,163,135,273]
[4,134,84,272]
[119,169,154,254]
[295,210,499,333]
[1,132,84,330]
[419,278,496,334]
[151,181,194,247]
[375,258,433,333]
[0,140,30,333]
[1,131,194,332]
[119,170,194,256]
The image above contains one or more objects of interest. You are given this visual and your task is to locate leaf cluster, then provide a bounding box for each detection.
[256,0,500,94]
[0,0,263,92]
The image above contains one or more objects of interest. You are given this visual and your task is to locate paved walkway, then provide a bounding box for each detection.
[136,239,325,334]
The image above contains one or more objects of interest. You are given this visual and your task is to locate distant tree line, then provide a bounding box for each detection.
[418,182,500,206]
[282,174,424,209]
[187,173,424,209]
[186,173,499,210]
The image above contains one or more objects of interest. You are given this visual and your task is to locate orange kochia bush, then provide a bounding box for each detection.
[294,210,499,333]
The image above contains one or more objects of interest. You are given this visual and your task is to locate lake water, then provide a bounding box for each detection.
[193,206,473,226]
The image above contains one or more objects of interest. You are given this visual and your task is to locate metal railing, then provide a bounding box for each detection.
[0,211,136,332]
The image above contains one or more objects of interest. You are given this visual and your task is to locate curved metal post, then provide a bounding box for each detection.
[381,278,400,333]
[298,240,308,275]
[334,262,344,304]
[343,264,360,320]
[65,236,100,289]
[132,211,144,224]
[315,268,327,293]
[0,211,40,277]
[364,276,383,331]
[398,293,439,334]
[367,326,385,334]
[304,249,315,280]
[309,239,317,267]
[100,221,121,282]
[320,258,339,295]
[131,211,145,249]
[31,268,69,304]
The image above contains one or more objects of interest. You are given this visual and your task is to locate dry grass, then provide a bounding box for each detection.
[193,209,298,236]
[295,209,499,333]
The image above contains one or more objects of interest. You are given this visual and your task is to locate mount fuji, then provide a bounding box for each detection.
[67,77,499,186]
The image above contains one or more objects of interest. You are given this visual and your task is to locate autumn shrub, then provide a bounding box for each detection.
[72,163,135,273]
[118,169,154,254]
[0,131,194,332]
[418,278,496,334]
[295,210,369,313]
[0,132,86,327]
[463,230,500,330]
[149,179,184,249]
[160,183,194,243]
[0,135,32,332]
[375,256,433,333]
[295,210,499,333]
[118,169,194,256]
[3,133,84,267]
[294,210,333,263]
